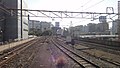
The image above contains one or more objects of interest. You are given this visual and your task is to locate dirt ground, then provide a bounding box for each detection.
[29,39,79,68]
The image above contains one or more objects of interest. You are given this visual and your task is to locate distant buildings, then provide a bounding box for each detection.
[112,19,118,35]
[69,25,84,37]
[69,22,109,37]
[87,23,96,33]
[99,16,107,23]
[51,27,61,35]
[51,22,61,35]
[55,22,60,27]
[118,1,120,40]
[0,0,28,42]
[28,20,52,35]
[29,20,40,29]
[40,21,51,32]
[29,20,40,35]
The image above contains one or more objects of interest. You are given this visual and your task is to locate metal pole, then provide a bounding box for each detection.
[118,1,120,42]
[28,15,29,34]
[21,0,23,39]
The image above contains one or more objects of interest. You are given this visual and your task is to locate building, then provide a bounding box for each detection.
[87,23,96,33]
[112,20,118,35]
[86,23,109,35]
[0,0,28,42]
[51,27,61,35]
[83,25,89,34]
[97,23,109,32]
[118,1,120,41]
[29,20,40,29]
[55,22,60,27]
[69,25,85,37]
[28,20,41,35]
[29,20,52,35]
[68,22,109,37]
[21,0,29,39]
[99,16,107,23]
[40,21,51,32]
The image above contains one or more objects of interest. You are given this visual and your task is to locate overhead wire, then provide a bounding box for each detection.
[74,0,105,24]
[79,0,105,23]
[83,0,105,11]
[74,0,92,17]
[76,0,92,10]
[82,0,92,7]
[74,0,105,21]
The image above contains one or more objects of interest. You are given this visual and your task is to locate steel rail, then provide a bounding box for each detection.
[51,38,100,68]
[0,39,38,67]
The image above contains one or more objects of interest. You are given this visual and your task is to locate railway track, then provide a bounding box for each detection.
[0,38,39,67]
[78,49,120,66]
[51,38,100,68]
[77,40,120,55]
[56,37,120,67]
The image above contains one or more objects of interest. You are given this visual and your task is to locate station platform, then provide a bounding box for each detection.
[0,38,35,52]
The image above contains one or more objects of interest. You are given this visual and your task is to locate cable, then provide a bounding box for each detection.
[82,0,92,7]
[74,0,105,22]
[83,0,105,11]
[76,0,92,11]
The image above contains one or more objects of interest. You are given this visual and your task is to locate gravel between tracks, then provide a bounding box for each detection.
[30,37,81,68]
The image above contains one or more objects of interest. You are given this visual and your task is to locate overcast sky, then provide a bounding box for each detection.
[27,0,118,28]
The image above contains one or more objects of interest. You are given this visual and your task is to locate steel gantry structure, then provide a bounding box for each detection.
[10,9,117,20]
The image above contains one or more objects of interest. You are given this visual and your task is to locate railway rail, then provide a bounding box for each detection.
[51,38,100,68]
[55,37,120,67]
[75,40,120,57]
[0,38,39,67]
[77,40,120,51]
[77,49,120,66]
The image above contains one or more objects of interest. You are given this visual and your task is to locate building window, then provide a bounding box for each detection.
[24,22,28,26]
[24,29,28,32]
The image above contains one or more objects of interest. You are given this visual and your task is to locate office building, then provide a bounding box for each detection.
[0,0,28,42]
